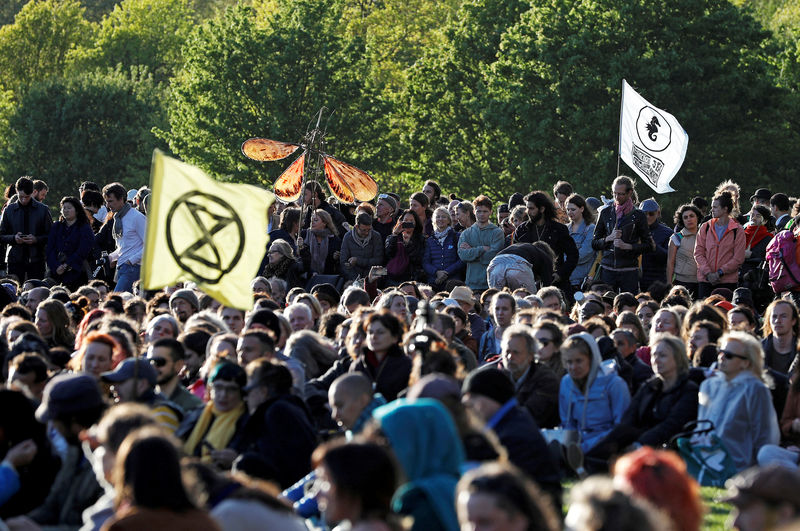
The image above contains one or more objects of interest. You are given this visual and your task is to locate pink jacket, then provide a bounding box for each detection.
[694,218,746,283]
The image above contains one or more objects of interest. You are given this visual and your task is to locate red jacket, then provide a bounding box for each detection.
[694,218,746,284]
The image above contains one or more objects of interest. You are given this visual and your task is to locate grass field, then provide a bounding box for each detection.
[702,486,732,530]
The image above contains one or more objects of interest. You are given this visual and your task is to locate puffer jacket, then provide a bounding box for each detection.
[591,205,654,269]
[559,333,631,452]
[422,228,464,288]
[694,217,746,284]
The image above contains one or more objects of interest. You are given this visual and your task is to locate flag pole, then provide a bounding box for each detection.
[617,79,625,178]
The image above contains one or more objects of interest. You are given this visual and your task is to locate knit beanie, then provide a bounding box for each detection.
[169,288,199,311]
[462,368,515,405]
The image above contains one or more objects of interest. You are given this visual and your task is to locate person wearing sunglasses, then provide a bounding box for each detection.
[146,338,203,413]
[697,331,779,471]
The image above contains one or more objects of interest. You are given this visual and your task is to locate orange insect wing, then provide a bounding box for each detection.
[242,138,300,162]
[274,152,305,203]
[325,156,378,202]
[323,157,355,204]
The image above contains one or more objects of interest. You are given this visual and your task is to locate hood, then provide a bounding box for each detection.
[373,398,463,480]
[569,332,604,393]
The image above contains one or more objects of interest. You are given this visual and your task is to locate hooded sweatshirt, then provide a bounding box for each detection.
[457,223,505,290]
[559,332,631,452]
[374,399,464,531]
[698,370,779,471]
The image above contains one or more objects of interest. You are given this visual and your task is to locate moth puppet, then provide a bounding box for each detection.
[241,138,378,204]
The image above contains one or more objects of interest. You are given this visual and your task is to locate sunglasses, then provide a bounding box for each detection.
[719,349,748,361]
[537,338,552,347]
[148,357,168,368]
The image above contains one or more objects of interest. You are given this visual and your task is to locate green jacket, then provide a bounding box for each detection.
[457,223,504,290]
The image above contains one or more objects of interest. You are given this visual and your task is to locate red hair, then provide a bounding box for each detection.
[613,447,702,531]
[70,331,125,372]
[74,309,107,350]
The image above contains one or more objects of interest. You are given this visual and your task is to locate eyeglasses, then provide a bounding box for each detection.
[537,338,552,347]
[719,349,749,361]
[148,357,168,368]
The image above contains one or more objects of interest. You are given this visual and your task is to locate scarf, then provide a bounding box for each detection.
[262,255,292,278]
[183,401,246,462]
[305,229,331,274]
[615,198,633,219]
[433,227,450,247]
[351,226,371,248]
[112,203,132,241]
[744,224,771,249]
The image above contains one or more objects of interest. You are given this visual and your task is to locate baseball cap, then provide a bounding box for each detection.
[100,358,157,386]
[36,373,105,422]
[640,199,659,213]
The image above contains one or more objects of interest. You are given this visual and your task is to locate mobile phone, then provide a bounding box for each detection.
[402,221,414,229]
[374,266,387,276]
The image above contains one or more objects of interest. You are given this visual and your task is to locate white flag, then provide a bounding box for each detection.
[619,79,688,193]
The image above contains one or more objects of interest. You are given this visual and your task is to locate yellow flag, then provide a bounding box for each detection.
[142,149,275,310]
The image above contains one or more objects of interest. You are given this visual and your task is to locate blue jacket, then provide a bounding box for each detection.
[457,223,505,290]
[698,371,779,471]
[423,228,464,287]
[568,221,596,286]
[559,333,631,452]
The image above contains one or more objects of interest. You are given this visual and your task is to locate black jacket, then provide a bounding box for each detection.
[385,233,425,282]
[591,206,655,269]
[351,345,412,401]
[623,353,654,395]
[235,394,318,488]
[492,403,561,498]
[513,220,578,283]
[591,373,698,458]
[485,359,560,429]
[497,243,554,287]
[0,200,53,264]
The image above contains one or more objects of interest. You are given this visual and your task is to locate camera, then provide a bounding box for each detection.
[401,221,414,229]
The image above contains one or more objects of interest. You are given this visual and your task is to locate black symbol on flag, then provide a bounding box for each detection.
[632,145,665,188]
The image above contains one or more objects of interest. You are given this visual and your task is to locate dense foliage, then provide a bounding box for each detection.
[0,0,797,211]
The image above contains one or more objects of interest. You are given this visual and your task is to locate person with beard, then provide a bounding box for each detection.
[168,288,199,325]
[146,338,203,413]
[512,191,578,296]
[101,359,183,434]
[5,374,106,530]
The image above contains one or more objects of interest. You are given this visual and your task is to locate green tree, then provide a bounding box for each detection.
[0,0,92,94]
[399,0,531,198]
[82,0,120,21]
[0,67,168,202]
[159,1,390,188]
[70,0,194,84]
[0,0,27,27]
[485,0,799,206]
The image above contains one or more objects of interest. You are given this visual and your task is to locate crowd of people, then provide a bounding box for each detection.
[2,172,800,530]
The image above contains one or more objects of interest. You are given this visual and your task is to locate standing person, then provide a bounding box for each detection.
[698,331,779,471]
[102,182,146,293]
[408,192,433,238]
[741,205,773,282]
[694,190,746,298]
[566,194,597,291]
[373,194,397,243]
[423,206,464,292]
[302,182,346,235]
[458,196,504,292]
[46,197,96,291]
[512,191,578,295]
[385,209,425,284]
[591,176,654,293]
[299,209,341,277]
[0,176,53,281]
[455,201,476,233]
[772,193,793,232]
[32,180,48,204]
[666,204,701,296]
[638,199,672,292]
[340,213,384,281]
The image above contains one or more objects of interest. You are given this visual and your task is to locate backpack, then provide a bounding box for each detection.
[766,229,800,293]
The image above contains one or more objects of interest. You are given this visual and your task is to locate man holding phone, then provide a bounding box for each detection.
[0,176,53,281]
